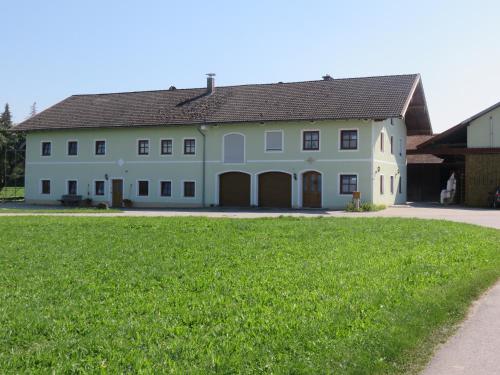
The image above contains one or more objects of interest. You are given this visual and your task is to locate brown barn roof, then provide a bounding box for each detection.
[407,135,443,164]
[15,74,432,133]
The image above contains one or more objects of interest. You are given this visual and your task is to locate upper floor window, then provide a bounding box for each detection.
[67,180,78,195]
[137,180,149,196]
[41,142,51,156]
[340,130,358,150]
[380,132,385,152]
[340,174,357,195]
[95,140,106,155]
[95,181,105,196]
[138,140,149,155]
[265,131,283,152]
[67,141,78,156]
[390,136,394,155]
[161,139,172,155]
[41,180,51,194]
[303,131,319,151]
[184,139,196,155]
[223,133,245,163]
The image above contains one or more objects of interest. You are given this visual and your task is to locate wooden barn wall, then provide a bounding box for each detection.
[465,154,500,207]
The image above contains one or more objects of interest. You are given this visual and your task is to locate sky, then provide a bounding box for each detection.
[1,0,500,132]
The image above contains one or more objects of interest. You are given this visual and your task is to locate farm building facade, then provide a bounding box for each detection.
[14,74,432,209]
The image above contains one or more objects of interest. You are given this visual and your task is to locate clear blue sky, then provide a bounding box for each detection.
[2,0,499,132]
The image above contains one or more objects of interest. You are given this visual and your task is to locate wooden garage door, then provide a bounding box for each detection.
[219,172,251,207]
[258,172,292,208]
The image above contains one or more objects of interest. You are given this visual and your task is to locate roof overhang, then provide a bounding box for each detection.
[401,76,433,136]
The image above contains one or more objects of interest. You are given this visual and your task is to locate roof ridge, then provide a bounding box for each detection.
[70,73,421,97]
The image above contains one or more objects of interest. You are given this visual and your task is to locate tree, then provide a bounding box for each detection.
[0,103,12,128]
[0,103,25,193]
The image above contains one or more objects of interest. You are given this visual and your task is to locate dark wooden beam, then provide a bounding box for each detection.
[408,147,500,155]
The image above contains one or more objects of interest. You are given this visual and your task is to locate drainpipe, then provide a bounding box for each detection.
[197,125,207,207]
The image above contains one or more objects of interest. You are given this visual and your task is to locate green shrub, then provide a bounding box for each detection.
[346,201,386,212]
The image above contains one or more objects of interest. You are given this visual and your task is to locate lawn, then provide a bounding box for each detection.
[0,207,122,213]
[0,217,499,374]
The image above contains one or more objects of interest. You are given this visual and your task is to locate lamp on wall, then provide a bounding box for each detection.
[104,174,109,181]
[293,173,297,180]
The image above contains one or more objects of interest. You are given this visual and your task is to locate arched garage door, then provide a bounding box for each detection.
[258,172,292,208]
[219,172,251,207]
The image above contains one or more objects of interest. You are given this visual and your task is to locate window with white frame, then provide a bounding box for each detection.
[390,176,394,194]
[380,175,384,195]
[184,139,196,155]
[41,142,51,156]
[160,139,172,155]
[67,180,78,195]
[380,132,384,152]
[183,181,195,197]
[95,140,106,155]
[67,141,78,156]
[340,130,358,150]
[95,181,105,196]
[138,140,149,155]
[41,180,51,194]
[265,131,283,151]
[223,133,245,163]
[160,181,172,197]
[390,136,394,155]
[137,180,149,196]
[340,174,357,195]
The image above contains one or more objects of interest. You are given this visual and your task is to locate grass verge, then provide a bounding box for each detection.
[0,217,499,373]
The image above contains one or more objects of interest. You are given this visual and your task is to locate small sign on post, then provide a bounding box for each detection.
[352,191,361,210]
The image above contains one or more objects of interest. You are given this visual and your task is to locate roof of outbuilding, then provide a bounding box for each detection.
[15,74,429,132]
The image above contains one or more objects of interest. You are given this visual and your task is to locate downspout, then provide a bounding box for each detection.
[197,125,207,207]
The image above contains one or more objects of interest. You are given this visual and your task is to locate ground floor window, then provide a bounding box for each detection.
[138,180,149,196]
[340,174,357,195]
[67,180,77,195]
[183,181,195,197]
[380,175,384,195]
[95,181,105,196]
[390,176,394,194]
[399,177,403,194]
[41,180,50,194]
[160,181,172,197]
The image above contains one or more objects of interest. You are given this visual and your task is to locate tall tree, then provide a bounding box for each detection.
[0,103,12,128]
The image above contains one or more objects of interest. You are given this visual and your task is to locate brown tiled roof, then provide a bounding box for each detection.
[407,135,443,164]
[15,74,422,131]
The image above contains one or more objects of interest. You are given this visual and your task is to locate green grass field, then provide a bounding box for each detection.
[0,186,24,199]
[1,217,499,374]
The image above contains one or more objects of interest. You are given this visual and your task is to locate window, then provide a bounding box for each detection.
[67,141,78,156]
[340,130,358,150]
[160,139,172,155]
[380,175,384,195]
[95,140,106,155]
[184,139,196,155]
[303,131,319,151]
[390,176,394,194]
[265,131,283,151]
[399,138,403,157]
[160,181,172,197]
[390,136,394,155]
[67,180,77,195]
[95,181,105,196]
[138,140,149,155]
[137,180,149,196]
[183,181,195,197]
[223,133,245,163]
[340,174,357,195]
[41,180,50,194]
[380,132,384,152]
[399,177,403,194]
[41,142,51,156]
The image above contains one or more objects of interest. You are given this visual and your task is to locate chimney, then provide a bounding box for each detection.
[206,73,216,94]
[322,74,333,81]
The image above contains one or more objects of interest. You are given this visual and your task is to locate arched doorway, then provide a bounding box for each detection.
[258,172,292,208]
[302,171,322,208]
[219,172,251,207]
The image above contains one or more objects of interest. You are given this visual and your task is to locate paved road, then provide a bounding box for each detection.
[422,281,500,375]
[1,203,499,229]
